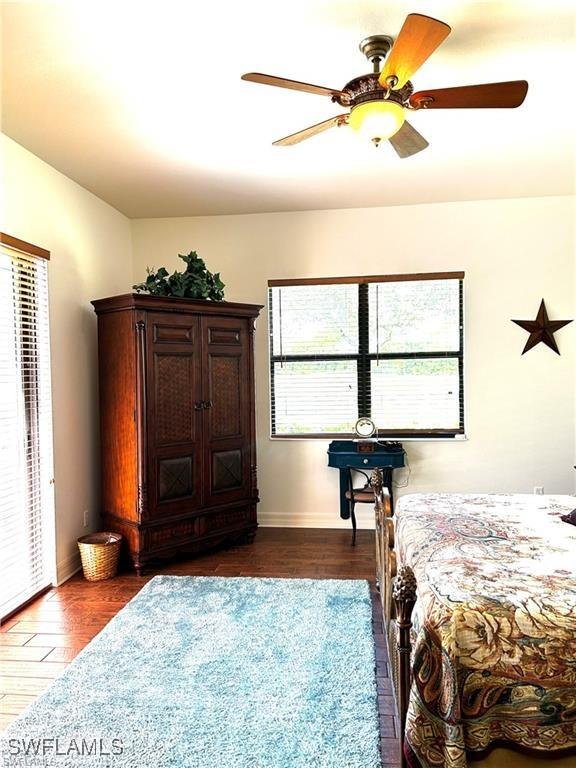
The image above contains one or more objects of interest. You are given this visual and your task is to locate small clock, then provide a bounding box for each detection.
[354,417,376,438]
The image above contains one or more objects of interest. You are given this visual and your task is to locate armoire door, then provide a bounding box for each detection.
[201,315,252,507]
[145,313,203,519]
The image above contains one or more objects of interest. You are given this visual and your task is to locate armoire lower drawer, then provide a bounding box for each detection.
[142,506,256,554]
[196,506,255,538]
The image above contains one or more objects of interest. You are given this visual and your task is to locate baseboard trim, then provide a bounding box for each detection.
[56,551,82,586]
[258,514,373,530]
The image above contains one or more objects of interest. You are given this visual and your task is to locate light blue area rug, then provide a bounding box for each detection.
[1,576,380,767]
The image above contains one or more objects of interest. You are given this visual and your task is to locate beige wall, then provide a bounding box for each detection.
[132,197,575,529]
[2,129,573,562]
[1,134,133,581]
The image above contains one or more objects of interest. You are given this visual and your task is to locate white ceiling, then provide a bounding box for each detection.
[2,0,575,218]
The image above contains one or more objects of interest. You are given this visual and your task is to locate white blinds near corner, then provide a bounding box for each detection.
[0,245,55,621]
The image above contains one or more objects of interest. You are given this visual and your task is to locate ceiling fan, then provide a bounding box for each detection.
[241,13,528,157]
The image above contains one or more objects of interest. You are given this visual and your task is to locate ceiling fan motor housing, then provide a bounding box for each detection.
[335,75,413,109]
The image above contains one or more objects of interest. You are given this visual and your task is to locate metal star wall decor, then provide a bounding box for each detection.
[512,299,572,355]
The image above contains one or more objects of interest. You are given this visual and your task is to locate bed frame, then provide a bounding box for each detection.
[370,470,576,768]
[371,468,416,768]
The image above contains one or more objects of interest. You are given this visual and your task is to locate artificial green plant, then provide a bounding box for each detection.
[133,250,225,301]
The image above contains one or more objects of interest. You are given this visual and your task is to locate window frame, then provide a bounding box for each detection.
[268,271,465,440]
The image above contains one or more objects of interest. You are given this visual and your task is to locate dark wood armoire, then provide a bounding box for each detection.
[92,293,263,574]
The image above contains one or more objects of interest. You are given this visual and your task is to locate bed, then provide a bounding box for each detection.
[372,472,576,768]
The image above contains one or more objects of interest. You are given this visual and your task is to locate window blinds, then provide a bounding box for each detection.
[268,274,464,438]
[0,242,55,620]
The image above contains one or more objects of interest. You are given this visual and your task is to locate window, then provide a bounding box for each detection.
[0,234,55,620]
[268,272,464,438]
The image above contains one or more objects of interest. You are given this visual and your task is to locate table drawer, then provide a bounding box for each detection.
[328,453,405,469]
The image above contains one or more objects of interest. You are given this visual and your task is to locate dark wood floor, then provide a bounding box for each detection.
[0,527,400,767]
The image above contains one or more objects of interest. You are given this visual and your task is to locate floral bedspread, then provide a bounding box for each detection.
[394,493,576,768]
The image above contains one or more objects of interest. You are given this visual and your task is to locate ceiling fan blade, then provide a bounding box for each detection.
[410,80,529,109]
[242,73,345,99]
[388,120,429,158]
[379,14,451,91]
[272,115,348,146]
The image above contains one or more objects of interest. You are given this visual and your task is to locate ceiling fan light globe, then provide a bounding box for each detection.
[349,100,405,143]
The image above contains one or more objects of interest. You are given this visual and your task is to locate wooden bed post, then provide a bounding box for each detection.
[372,472,416,766]
[371,469,384,593]
[393,565,417,764]
[371,469,394,621]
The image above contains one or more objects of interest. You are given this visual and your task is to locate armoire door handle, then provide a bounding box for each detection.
[194,401,204,411]
[204,400,213,409]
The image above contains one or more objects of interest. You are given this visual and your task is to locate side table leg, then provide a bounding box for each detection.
[339,469,350,520]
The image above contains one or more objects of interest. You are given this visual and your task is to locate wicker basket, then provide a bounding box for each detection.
[77,532,122,582]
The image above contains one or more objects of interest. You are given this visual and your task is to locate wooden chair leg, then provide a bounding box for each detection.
[351,504,357,546]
